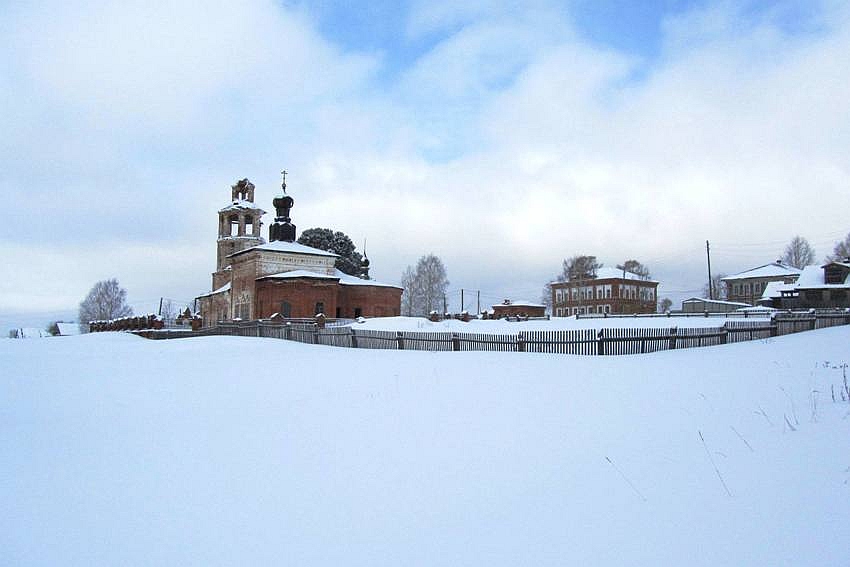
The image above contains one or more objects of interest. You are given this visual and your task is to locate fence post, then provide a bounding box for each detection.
[351,328,358,348]
[810,317,817,331]
[313,323,319,344]
[451,333,460,351]
[669,326,677,350]
[284,322,292,341]
[770,321,778,337]
[396,331,405,350]
[517,332,526,352]
[256,321,261,337]
[597,329,605,355]
[721,323,728,344]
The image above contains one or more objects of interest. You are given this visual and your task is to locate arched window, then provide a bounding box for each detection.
[280,301,292,318]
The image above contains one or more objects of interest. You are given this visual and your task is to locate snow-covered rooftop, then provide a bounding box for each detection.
[196,281,231,298]
[794,265,850,289]
[760,280,792,299]
[257,268,402,289]
[736,305,777,312]
[722,262,801,281]
[229,240,339,259]
[258,270,338,281]
[56,322,81,336]
[492,299,545,308]
[218,199,265,213]
[681,297,751,307]
[596,267,658,282]
[334,269,402,289]
[550,267,658,284]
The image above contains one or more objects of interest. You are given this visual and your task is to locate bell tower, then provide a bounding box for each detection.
[212,178,266,290]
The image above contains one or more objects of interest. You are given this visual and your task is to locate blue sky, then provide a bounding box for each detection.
[1,0,849,323]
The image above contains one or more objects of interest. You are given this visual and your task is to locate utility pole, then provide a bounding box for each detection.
[477,290,480,315]
[706,240,714,300]
[460,289,464,313]
[443,294,447,315]
[158,297,163,316]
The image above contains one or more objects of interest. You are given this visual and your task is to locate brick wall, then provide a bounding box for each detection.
[337,285,403,318]
[492,304,546,318]
[255,278,340,319]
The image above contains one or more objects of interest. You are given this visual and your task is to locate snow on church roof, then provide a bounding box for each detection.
[229,240,339,259]
[218,199,265,213]
[257,269,402,289]
[196,281,231,298]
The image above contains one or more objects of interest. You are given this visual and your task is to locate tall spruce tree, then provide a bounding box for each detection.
[297,228,364,276]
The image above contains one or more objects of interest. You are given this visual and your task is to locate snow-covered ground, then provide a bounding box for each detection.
[2,329,849,566]
[349,314,770,333]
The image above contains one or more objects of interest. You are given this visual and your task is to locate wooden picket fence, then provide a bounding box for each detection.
[142,309,850,356]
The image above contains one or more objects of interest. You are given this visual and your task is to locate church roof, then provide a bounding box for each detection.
[218,199,265,214]
[196,281,231,298]
[257,268,402,289]
[333,269,403,289]
[228,240,339,259]
[257,270,338,281]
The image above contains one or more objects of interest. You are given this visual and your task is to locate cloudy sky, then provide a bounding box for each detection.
[2,0,849,322]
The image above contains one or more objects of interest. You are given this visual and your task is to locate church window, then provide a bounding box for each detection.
[354,307,362,318]
[315,302,325,315]
[280,301,292,318]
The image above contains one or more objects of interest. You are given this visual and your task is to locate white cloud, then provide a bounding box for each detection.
[2,1,850,314]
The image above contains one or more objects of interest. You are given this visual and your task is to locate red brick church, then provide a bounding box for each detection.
[197,176,402,326]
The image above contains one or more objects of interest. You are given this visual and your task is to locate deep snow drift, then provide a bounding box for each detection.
[2,329,849,566]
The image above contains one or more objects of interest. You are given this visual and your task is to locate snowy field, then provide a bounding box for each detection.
[349,314,770,332]
[2,329,849,566]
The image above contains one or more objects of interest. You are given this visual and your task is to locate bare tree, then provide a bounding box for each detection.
[826,231,850,262]
[541,255,602,313]
[160,299,177,325]
[400,254,449,316]
[702,273,728,301]
[619,259,651,280]
[782,235,816,269]
[540,273,563,313]
[79,278,133,325]
[564,255,602,281]
[400,265,418,316]
[658,298,673,313]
